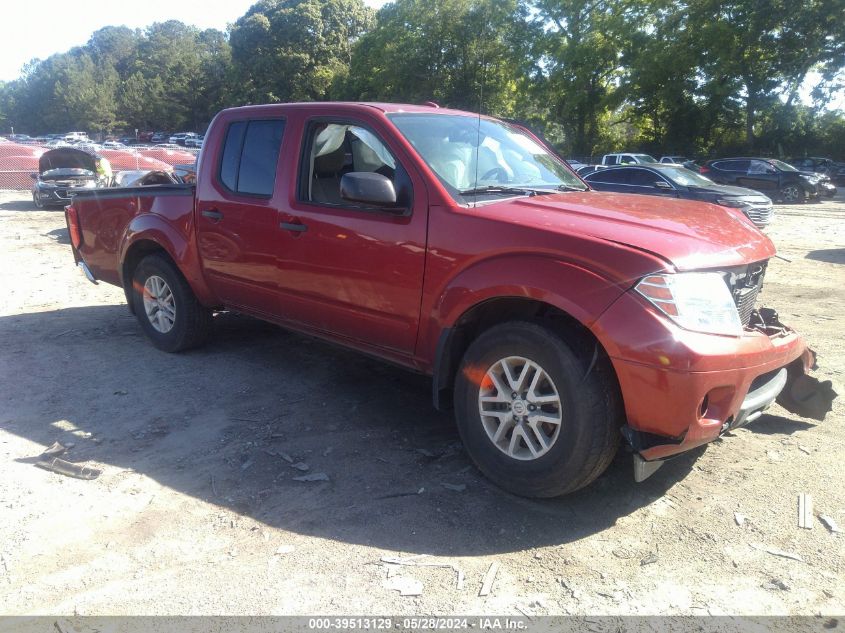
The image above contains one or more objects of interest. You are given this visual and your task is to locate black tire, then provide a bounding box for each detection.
[33,192,44,209]
[454,321,622,498]
[131,253,212,352]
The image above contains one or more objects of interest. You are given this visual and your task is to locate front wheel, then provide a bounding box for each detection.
[779,185,806,203]
[131,254,212,352]
[454,321,622,498]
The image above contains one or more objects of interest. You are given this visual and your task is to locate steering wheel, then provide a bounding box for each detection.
[480,167,509,183]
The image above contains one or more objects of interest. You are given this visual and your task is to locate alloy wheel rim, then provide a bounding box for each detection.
[478,355,563,460]
[783,186,799,202]
[142,275,176,333]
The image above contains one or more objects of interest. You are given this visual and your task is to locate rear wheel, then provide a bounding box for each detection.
[779,184,805,203]
[131,253,212,352]
[454,321,622,498]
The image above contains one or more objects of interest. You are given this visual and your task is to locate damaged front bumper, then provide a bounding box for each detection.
[599,303,837,481]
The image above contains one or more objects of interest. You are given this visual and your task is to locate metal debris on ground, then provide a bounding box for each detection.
[380,554,464,589]
[818,515,841,533]
[798,493,813,529]
[441,483,466,492]
[35,457,101,480]
[797,446,811,455]
[277,451,294,463]
[734,512,746,526]
[292,472,329,482]
[41,441,71,457]
[753,545,805,562]
[384,575,423,596]
[763,578,791,591]
[640,552,658,566]
[291,462,310,471]
[479,562,500,597]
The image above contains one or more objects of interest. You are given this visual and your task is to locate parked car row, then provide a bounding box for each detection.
[566,152,839,228]
[580,163,775,228]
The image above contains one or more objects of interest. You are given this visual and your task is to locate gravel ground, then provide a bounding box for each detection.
[0,189,843,618]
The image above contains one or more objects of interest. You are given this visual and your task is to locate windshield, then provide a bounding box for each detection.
[42,168,95,178]
[657,166,716,187]
[632,154,657,163]
[770,159,799,173]
[388,113,587,203]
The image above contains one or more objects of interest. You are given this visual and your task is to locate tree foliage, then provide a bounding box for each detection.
[230,0,375,103]
[0,0,843,160]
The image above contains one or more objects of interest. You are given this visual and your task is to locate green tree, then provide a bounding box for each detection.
[344,0,531,117]
[532,0,647,156]
[230,0,375,103]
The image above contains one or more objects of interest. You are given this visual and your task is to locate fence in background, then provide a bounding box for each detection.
[0,141,200,190]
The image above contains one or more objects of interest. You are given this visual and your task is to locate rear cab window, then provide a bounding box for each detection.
[218,119,285,196]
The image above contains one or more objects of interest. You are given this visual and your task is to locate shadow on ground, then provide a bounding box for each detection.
[805,248,845,265]
[1,306,707,556]
[0,198,42,212]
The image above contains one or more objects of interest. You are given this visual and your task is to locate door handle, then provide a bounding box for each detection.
[202,209,224,221]
[280,221,307,233]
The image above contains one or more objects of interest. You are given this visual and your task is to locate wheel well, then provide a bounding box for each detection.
[121,240,170,314]
[432,297,618,410]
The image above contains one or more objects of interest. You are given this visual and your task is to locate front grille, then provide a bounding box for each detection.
[735,285,760,325]
[723,261,768,326]
[745,205,773,226]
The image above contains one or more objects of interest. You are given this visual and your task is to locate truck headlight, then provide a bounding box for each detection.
[635,272,743,336]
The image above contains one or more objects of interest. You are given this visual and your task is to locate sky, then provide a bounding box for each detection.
[0,0,389,82]
[0,0,841,110]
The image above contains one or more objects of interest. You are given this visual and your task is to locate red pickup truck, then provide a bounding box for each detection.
[64,102,835,497]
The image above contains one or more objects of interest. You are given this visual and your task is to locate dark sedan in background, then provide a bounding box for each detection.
[31,148,100,208]
[700,157,825,203]
[582,163,774,228]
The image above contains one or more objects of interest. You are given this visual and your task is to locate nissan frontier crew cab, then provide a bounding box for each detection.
[64,102,836,497]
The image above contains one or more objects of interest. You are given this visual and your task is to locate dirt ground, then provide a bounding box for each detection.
[0,188,843,618]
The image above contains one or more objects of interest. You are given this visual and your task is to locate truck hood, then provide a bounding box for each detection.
[487,191,776,271]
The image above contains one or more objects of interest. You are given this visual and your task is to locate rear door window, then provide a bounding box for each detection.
[716,160,748,173]
[628,169,666,188]
[585,168,630,184]
[218,119,285,196]
[748,160,775,175]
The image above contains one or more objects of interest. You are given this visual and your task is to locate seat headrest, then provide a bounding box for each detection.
[314,148,345,175]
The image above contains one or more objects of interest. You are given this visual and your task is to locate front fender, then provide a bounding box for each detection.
[418,254,627,367]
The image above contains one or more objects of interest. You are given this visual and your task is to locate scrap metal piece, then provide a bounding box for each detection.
[35,457,101,480]
[479,562,500,597]
[777,354,837,421]
[819,515,841,533]
[633,454,664,482]
[798,494,813,529]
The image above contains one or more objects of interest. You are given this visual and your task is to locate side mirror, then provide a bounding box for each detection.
[340,172,398,208]
[30,173,39,180]
[654,180,672,190]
